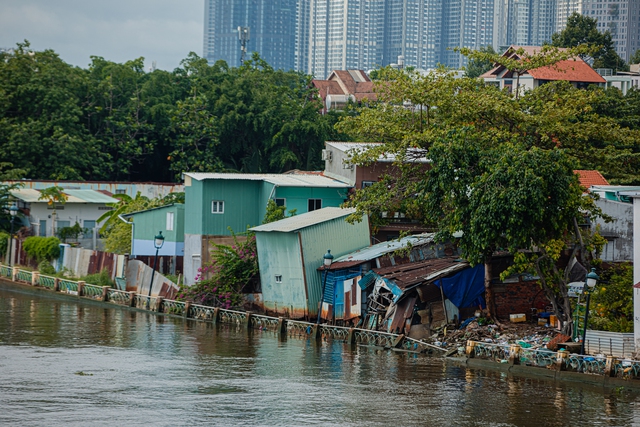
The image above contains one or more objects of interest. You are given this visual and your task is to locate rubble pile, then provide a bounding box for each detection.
[426,318,569,356]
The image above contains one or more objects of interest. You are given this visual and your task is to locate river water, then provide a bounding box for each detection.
[1,284,639,427]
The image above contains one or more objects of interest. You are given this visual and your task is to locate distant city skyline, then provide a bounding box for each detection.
[204,0,640,79]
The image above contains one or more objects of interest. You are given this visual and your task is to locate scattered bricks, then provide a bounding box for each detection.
[547,334,572,351]
[77,281,85,297]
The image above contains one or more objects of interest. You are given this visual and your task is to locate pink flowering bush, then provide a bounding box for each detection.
[177,232,259,309]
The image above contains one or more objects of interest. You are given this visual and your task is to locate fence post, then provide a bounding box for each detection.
[101,286,110,302]
[183,302,191,318]
[54,277,60,292]
[212,307,220,325]
[129,292,136,307]
[508,344,521,365]
[77,281,85,297]
[11,266,18,282]
[246,312,253,330]
[31,271,39,286]
[555,349,569,371]
[347,328,356,345]
[154,296,164,312]
[278,317,287,336]
[466,340,476,358]
[312,324,321,340]
[605,356,617,377]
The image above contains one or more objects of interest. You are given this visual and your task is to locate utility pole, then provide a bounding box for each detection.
[238,26,250,65]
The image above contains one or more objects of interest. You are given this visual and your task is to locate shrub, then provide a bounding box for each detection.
[37,260,56,275]
[81,270,114,287]
[57,222,86,243]
[23,236,61,262]
[0,231,8,257]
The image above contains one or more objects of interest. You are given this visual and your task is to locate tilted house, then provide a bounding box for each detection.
[182,172,352,285]
[250,207,370,320]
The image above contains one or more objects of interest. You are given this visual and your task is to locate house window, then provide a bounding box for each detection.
[166,212,175,231]
[115,189,127,194]
[362,181,375,189]
[275,275,282,283]
[83,220,96,238]
[308,199,321,211]
[211,200,224,214]
[275,198,286,207]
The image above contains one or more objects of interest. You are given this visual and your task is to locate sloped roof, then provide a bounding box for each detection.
[325,141,429,163]
[481,45,605,84]
[574,170,609,190]
[10,188,117,204]
[331,233,436,268]
[372,257,469,290]
[312,69,378,102]
[249,207,356,233]
[184,173,351,188]
[122,203,183,218]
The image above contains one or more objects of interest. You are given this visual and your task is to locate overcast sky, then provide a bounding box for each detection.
[0,0,203,71]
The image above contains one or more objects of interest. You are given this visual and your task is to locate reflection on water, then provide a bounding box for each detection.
[1,284,639,427]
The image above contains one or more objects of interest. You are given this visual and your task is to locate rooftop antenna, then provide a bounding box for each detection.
[238,26,250,65]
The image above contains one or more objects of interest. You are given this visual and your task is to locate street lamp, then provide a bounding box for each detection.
[8,205,18,266]
[580,268,600,355]
[316,249,334,324]
[147,231,165,308]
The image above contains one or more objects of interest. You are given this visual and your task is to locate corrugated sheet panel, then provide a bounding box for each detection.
[299,215,370,318]
[184,172,351,187]
[63,189,117,203]
[585,330,635,358]
[332,233,435,266]
[250,207,357,233]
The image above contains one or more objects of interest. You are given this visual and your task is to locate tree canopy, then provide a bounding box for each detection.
[0,42,339,182]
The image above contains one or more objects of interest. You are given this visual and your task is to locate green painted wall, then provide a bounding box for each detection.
[131,204,184,242]
[273,186,348,214]
[255,213,370,318]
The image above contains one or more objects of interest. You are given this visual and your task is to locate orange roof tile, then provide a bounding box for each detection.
[574,170,609,191]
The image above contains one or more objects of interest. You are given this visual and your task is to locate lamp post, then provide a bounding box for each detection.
[580,268,600,355]
[8,205,18,266]
[147,231,165,308]
[316,249,334,324]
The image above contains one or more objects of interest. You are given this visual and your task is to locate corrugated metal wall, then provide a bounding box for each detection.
[60,246,126,279]
[585,330,635,358]
[300,215,370,318]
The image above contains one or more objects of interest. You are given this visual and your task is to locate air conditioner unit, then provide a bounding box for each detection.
[342,162,353,170]
[321,149,332,162]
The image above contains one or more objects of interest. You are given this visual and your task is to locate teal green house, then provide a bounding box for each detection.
[122,203,185,257]
[183,172,352,285]
[249,207,370,320]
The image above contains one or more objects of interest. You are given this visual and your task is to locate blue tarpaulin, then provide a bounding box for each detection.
[435,264,485,308]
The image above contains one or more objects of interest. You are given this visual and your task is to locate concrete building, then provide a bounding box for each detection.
[203,0,298,70]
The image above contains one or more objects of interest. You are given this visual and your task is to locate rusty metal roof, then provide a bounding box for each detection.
[331,233,436,268]
[373,257,469,290]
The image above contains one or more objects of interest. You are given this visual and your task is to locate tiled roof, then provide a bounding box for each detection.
[574,170,609,190]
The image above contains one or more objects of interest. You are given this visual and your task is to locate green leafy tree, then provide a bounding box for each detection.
[551,13,627,70]
[630,49,640,65]
[590,263,634,332]
[465,45,497,78]
[262,199,296,224]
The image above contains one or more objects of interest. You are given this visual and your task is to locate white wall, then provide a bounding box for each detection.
[593,199,634,262]
[26,202,109,237]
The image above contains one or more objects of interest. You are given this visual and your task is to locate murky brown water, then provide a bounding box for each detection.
[1,283,640,426]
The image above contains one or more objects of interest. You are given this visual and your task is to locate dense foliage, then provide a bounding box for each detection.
[0,42,338,182]
[23,236,61,262]
[177,233,259,309]
[590,263,634,333]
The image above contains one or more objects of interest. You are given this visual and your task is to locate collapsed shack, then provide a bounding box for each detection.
[359,259,486,337]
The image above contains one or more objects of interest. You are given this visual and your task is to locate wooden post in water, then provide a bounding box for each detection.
[54,278,60,292]
[128,292,136,307]
[466,340,476,358]
[347,328,356,345]
[212,307,220,325]
[278,317,287,337]
[555,349,569,371]
[154,297,164,312]
[246,312,253,330]
[605,356,616,377]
